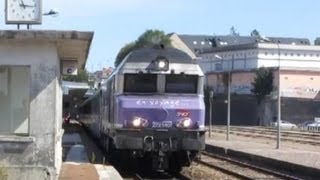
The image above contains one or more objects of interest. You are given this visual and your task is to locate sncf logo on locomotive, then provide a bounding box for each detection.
[176,111,191,117]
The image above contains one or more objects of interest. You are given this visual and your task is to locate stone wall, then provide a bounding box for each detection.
[205,94,320,126]
[0,41,61,179]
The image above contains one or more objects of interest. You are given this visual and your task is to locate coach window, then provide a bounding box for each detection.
[124,74,157,93]
[0,66,30,135]
[165,75,198,94]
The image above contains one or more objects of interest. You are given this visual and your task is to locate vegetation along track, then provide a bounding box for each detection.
[211,126,320,146]
[198,151,302,180]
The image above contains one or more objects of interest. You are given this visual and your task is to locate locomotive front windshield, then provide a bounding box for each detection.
[165,75,198,94]
[124,74,157,93]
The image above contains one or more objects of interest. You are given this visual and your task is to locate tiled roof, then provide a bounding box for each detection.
[175,34,311,53]
[263,37,310,45]
[211,36,256,47]
[177,34,213,54]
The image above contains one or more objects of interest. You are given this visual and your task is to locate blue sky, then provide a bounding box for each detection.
[0,0,319,71]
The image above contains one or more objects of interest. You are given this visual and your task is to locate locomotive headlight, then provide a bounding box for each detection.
[154,56,169,71]
[158,60,166,68]
[176,118,192,128]
[183,118,192,128]
[132,117,149,128]
[132,118,141,127]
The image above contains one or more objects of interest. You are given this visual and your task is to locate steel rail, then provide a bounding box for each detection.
[210,128,320,146]
[200,152,302,180]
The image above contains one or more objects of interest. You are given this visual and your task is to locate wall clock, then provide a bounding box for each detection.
[6,0,42,24]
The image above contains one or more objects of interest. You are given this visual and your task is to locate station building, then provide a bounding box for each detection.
[169,33,320,126]
[0,30,93,179]
[200,42,320,125]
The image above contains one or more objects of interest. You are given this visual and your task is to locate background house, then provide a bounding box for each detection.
[170,33,320,126]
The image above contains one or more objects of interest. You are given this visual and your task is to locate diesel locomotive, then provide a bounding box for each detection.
[79,45,205,171]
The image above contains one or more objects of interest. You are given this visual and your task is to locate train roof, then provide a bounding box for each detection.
[114,46,204,75]
[124,46,195,64]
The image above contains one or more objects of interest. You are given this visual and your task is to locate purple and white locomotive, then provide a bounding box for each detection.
[79,45,205,171]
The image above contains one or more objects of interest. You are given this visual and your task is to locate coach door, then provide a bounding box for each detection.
[106,80,112,124]
[110,77,115,124]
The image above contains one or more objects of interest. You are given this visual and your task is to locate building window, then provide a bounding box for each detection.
[0,66,30,135]
[291,53,294,56]
[193,41,197,45]
[201,41,205,45]
[265,52,268,55]
[215,63,222,71]
[317,54,320,57]
[310,77,314,80]
[284,53,288,56]
[310,54,313,57]
[297,53,300,56]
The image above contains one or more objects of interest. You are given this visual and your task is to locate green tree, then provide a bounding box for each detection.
[230,26,240,36]
[114,29,172,67]
[251,67,274,104]
[62,69,89,82]
[250,29,261,37]
[135,29,171,48]
[114,42,136,67]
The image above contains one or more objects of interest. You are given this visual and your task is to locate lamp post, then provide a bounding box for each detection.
[43,9,59,16]
[209,90,214,137]
[212,54,232,141]
[227,54,234,141]
[276,42,281,149]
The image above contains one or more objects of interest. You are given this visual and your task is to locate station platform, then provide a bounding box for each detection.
[58,121,122,180]
[206,132,320,177]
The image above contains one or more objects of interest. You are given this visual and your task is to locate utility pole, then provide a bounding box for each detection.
[209,90,214,137]
[227,54,234,141]
[276,42,281,149]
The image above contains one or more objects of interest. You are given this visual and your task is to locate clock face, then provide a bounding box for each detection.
[6,0,42,24]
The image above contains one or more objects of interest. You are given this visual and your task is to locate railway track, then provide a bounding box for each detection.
[217,126,320,137]
[210,126,320,146]
[225,126,320,139]
[198,151,302,180]
[133,172,191,180]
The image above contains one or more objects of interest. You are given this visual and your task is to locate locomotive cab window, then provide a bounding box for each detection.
[124,74,157,93]
[165,75,198,94]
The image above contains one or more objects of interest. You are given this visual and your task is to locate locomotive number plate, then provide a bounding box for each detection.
[152,121,173,128]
